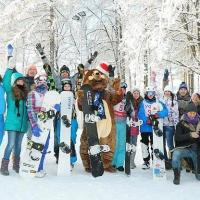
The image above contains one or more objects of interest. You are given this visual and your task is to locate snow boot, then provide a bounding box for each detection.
[117,166,124,172]
[13,156,20,173]
[0,159,9,176]
[173,168,180,185]
[130,152,136,169]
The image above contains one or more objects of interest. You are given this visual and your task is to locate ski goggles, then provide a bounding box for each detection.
[146,91,155,96]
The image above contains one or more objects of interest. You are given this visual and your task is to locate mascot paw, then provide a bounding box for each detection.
[104,166,117,173]
[112,78,121,90]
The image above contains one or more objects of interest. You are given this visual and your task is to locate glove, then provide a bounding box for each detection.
[108,65,115,78]
[88,51,98,64]
[32,125,42,137]
[54,104,61,112]
[36,43,44,55]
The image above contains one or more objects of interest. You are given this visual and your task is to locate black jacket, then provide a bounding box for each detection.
[175,116,200,148]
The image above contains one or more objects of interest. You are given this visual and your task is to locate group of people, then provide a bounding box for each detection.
[0,50,200,185]
[113,80,200,185]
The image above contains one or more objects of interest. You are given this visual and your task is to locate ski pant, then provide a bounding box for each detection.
[38,133,50,172]
[131,135,137,146]
[112,120,126,168]
[3,131,24,160]
[0,115,4,146]
[163,126,174,160]
[140,132,153,163]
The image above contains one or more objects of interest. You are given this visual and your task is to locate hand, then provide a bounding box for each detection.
[32,125,42,137]
[108,65,115,77]
[36,43,44,55]
[88,51,98,64]
[54,104,61,112]
[190,132,199,139]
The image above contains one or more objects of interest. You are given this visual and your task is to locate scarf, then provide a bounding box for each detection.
[184,113,199,125]
[93,92,106,119]
[36,83,48,94]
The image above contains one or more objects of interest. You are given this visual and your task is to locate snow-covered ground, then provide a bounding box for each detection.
[0,130,199,200]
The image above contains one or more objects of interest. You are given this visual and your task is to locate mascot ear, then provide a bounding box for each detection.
[112,78,121,90]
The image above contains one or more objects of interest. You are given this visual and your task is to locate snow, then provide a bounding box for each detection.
[0,129,199,200]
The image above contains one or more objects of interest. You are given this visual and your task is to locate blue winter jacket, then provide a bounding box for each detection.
[138,98,168,133]
[0,84,5,115]
[3,68,28,133]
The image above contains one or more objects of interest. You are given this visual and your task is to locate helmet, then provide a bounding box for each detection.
[61,78,72,86]
[61,78,72,91]
[120,82,127,89]
[146,86,156,96]
[34,73,47,85]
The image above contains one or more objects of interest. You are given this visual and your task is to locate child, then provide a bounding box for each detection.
[55,78,78,167]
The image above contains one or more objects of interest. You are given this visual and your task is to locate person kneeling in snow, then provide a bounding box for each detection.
[172,102,200,185]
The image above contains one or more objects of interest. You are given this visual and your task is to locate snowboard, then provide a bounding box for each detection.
[57,91,74,176]
[81,84,104,177]
[20,91,60,177]
[151,103,166,179]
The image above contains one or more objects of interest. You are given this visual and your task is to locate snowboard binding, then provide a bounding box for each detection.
[153,126,163,137]
[154,149,165,160]
[61,115,71,127]
[88,144,110,155]
[27,140,44,152]
[59,142,71,154]
[38,110,55,122]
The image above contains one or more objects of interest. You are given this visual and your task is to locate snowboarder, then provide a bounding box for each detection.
[172,102,200,185]
[127,88,143,169]
[112,82,127,172]
[138,86,168,169]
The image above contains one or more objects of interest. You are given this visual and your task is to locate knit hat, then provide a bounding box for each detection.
[11,72,24,86]
[179,82,188,90]
[132,87,140,93]
[96,63,109,76]
[60,65,70,75]
[164,85,173,92]
[185,102,197,113]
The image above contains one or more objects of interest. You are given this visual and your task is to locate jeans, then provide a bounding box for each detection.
[172,148,197,170]
[3,131,24,160]
[163,126,175,160]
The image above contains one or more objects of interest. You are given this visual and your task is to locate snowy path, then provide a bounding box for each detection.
[0,130,199,200]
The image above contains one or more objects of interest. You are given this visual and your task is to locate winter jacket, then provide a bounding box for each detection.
[25,76,35,92]
[174,115,200,148]
[0,84,5,115]
[3,68,28,133]
[163,97,179,127]
[176,93,191,119]
[114,97,127,122]
[26,85,47,128]
[130,96,143,136]
[138,98,168,133]
[0,83,5,135]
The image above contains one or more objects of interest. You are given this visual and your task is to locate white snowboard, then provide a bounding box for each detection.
[20,91,60,178]
[152,102,166,180]
[57,91,74,176]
